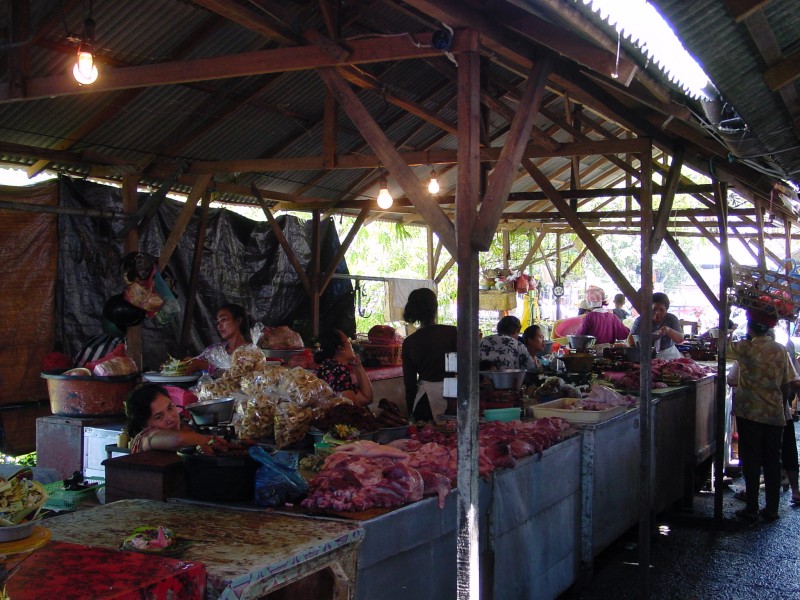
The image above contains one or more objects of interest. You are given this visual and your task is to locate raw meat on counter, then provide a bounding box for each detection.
[302,419,574,513]
[612,357,715,390]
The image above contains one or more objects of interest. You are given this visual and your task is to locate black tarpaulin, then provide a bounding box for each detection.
[56,177,354,370]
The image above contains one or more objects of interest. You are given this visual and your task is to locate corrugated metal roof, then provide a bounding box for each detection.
[650,0,800,181]
[0,0,795,228]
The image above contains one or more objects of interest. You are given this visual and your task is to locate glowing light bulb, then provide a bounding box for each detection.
[377,185,393,209]
[428,171,439,195]
[73,46,98,84]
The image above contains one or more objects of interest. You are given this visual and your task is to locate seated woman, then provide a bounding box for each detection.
[125,384,228,453]
[187,303,251,373]
[314,330,373,407]
[479,316,536,371]
[521,324,545,371]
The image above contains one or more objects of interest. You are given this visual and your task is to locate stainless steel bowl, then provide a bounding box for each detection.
[479,370,526,389]
[567,335,596,350]
[186,397,235,426]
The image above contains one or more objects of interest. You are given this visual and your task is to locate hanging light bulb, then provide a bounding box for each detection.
[427,167,439,195]
[376,173,393,209]
[73,18,98,85]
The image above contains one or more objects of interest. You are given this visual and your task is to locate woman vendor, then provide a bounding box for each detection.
[573,286,629,346]
[521,324,546,371]
[314,330,373,407]
[479,316,536,371]
[401,288,458,422]
[187,303,251,373]
[626,292,684,360]
[126,384,228,453]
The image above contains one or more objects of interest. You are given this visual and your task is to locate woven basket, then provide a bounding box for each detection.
[729,264,800,318]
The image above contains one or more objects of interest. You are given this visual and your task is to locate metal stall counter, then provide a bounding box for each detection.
[43,499,363,600]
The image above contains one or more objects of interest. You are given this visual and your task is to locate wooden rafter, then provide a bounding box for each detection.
[159,174,213,271]
[650,146,684,254]
[315,66,457,256]
[472,54,553,250]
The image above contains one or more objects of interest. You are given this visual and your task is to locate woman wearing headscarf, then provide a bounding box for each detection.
[572,286,629,346]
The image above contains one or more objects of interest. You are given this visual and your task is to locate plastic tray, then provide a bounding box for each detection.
[532,398,626,424]
[43,477,105,511]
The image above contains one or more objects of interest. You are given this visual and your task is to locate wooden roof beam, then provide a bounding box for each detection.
[472,54,553,250]
[650,146,685,254]
[403,0,637,85]
[188,137,650,173]
[3,31,475,103]
[523,157,640,305]
[191,0,298,44]
[316,66,457,255]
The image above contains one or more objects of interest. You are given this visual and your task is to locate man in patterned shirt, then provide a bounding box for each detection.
[479,316,536,371]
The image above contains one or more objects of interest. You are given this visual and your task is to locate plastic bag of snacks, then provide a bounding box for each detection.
[236,392,280,440]
[273,400,313,448]
[277,367,337,407]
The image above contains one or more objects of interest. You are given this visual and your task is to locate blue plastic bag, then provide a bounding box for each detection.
[249,446,308,507]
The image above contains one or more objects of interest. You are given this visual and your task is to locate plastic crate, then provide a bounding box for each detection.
[43,477,105,511]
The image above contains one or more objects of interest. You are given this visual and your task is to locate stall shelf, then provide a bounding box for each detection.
[651,386,690,514]
[45,499,363,600]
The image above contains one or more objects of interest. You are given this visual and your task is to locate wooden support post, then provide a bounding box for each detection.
[650,146,684,254]
[311,210,321,338]
[713,179,730,521]
[502,230,510,271]
[180,190,211,352]
[455,41,482,600]
[637,143,654,597]
[756,201,766,269]
[555,232,562,320]
[426,227,435,280]
[122,175,142,370]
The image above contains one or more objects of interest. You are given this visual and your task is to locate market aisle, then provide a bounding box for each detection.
[561,469,800,599]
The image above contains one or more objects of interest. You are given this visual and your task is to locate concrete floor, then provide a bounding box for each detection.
[560,471,800,600]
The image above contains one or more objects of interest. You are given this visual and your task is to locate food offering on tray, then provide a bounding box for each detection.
[310,403,380,433]
[159,355,195,376]
[0,471,47,526]
[122,525,175,553]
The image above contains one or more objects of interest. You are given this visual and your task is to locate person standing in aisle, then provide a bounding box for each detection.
[401,288,458,422]
[728,308,799,522]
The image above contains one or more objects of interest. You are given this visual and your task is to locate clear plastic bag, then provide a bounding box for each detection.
[236,392,279,439]
[273,400,313,448]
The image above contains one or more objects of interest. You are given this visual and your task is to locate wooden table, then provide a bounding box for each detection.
[44,499,364,600]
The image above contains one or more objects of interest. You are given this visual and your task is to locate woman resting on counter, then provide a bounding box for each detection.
[314,330,373,407]
[186,303,251,373]
[402,288,458,422]
[126,384,229,453]
[626,292,685,360]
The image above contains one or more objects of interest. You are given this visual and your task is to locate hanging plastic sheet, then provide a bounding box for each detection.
[56,177,354,371]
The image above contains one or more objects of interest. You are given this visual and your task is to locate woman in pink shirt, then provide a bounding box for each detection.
[573,286,629,345]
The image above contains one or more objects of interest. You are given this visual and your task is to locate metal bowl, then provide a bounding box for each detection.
[479,370,526,389]
[186,397,235,426]
[567,335,596,350]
